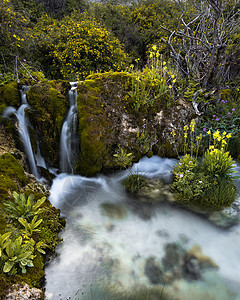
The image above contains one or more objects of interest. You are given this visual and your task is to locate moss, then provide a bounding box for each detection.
[27,82,69,167]
[0,153,27,186]
[76,72,137,175]
[0,81,21,108]
[18,253,45,288]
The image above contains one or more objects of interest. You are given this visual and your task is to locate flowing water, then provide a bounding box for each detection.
[2,86,41,179]
[60,82,79,174]
[45,156,240,300]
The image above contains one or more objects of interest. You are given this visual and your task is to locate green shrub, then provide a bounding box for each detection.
[3,192,46,222]
[171,129,238,209]
[0,235,34,275]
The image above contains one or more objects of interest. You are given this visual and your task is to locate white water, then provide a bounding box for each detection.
[60,82,78,173]
[45,156,240,300]
[3,86,40,179]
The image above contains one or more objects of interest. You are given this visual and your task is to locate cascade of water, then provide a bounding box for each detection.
[60,82,79,173]
[3,86,40,179]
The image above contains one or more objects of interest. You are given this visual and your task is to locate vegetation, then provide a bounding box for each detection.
[122,172,147,192]
[171,126,238,209]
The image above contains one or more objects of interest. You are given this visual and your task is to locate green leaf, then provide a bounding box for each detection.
[18,217,27,228]
[32,197,46,212]
[3,261,14,273]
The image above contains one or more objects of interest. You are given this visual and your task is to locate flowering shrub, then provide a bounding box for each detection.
[171,128,237,209]
[29,13,128,80]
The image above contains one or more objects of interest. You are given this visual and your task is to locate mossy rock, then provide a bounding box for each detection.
[76,71,194,176]
[0,153,27,201]
[0,81,21,108]
[27,81,70,167]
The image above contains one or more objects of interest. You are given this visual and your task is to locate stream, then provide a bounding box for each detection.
[44,156,240,300]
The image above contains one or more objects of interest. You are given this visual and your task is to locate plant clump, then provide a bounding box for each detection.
[171,122,238,210]
[122,172,147,193]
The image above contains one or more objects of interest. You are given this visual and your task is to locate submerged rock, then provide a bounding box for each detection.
[144,257,164,284]
[101,203,127,220]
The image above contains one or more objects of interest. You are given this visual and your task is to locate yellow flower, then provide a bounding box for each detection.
[213,130,220,139]
[190,119,195,132]
[226,133,232,139]
[184,125,189,131]
[152,45,157,51]
[168,85,172,89]
[207,130,211,135]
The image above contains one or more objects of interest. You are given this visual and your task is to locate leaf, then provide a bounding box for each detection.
[18,217,27,228]
[3,261,14,273]
[32,196,46,211]
[13,236,22,253]
[33,218,43,229]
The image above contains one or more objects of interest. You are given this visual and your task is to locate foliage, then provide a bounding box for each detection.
[29,13,129,80]
[3,192,46,222]
[0,235,34,275]
[124,45,174,111]
[122,172,147,192]
[113,145,134,169]
[18,215,43,236]
[171,129,237,209]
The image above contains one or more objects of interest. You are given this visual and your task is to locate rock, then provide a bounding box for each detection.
[183,244,218,281]
[4,283,44,300]
[101,203,127,220]
[208,197,240,228]
[186,245,218,269]
[162,243,185,272]
[135,179,174,203]
[144,257,164,284]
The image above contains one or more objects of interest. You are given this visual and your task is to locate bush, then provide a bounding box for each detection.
[171,130,238,210]
[29,13,129,80]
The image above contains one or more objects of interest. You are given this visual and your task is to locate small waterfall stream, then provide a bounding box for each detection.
[60,82,79,173]
[3,85,41,179]
[45,156,240,300]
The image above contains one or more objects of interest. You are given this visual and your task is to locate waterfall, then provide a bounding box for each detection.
[3,86,40,179]
[60,82,79,173]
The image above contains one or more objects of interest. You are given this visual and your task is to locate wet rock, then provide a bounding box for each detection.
[186,245,218,269]
[144,257,164,284]
[135,179,170,203]
[162,243,185,272]
[4,283,44,300]
[183,244,218,281]
[208,198,240,228]
[101,203,127,220]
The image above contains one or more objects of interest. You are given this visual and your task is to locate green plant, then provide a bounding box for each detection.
[122,172,147,193]
[171,129,238,209]
[202,147,236,178]
[113,145,134,169]
[3,192,46,222]
[0,236,34,275]
[0,232,11,257]
[18,215,43,237]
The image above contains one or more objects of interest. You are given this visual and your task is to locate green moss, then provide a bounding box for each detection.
[0,81,21,108]
[27,82,69,167]
[0,153,27,186]
[18,253,45,288]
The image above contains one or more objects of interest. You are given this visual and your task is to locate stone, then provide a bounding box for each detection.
[101,203,127,220]
[144,257,164,284]
[4,284,44,300]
